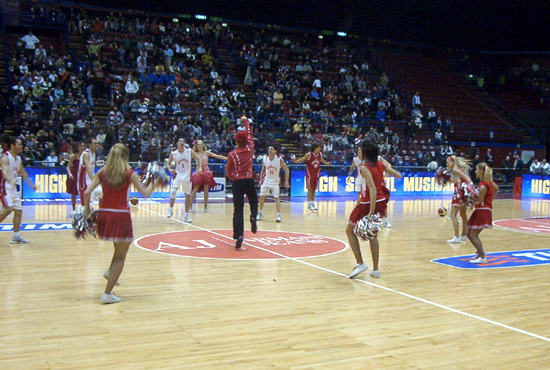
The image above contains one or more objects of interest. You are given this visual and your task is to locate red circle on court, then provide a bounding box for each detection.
[134,229,348,260]
[494,217,550,235]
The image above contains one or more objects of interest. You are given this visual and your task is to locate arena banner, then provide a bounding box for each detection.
[290,170,454,197]
[22,167,226,200]
[522,174,550,199]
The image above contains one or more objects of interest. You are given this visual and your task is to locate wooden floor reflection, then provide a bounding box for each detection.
[1,195,550,369]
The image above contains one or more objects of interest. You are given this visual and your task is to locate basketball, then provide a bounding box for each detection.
[438,207,447,217]
[130,197,139,206]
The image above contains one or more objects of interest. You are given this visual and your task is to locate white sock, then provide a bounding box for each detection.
[277,213,281,217]
[14,232,20,237]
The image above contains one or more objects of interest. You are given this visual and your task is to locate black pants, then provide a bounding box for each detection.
[232,178,258,239]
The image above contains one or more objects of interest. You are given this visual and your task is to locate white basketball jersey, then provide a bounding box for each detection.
[78,149,96,187]
[172,148,192,181]
[4,152,21,186]
[261,155,281,186]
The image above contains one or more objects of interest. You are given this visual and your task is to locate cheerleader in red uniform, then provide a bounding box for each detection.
[84,144,159,304]
[189,140,227,212]
[467,162,498,264]
[347,139,402,279]
[446,155,472,243]
[66,142,85,211]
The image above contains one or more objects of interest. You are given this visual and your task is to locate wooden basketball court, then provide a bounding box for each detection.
[1,195,549,369]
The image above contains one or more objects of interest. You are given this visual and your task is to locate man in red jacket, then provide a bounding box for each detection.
[226,116,258,249]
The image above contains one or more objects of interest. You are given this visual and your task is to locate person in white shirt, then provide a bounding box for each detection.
[257,145,290,223]
[166,138,202,223]
[530,159,542,174]
[20,31,40,56]
[0,136,37,244]
[541,159,550,175]
[124,76,139,98]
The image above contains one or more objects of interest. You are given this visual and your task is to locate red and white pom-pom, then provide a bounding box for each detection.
[354,213,384,241]
[463,183,479,207]
[435,167,452,185]
[72,206,99,240]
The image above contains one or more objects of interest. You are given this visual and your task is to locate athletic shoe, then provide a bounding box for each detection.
[276,215,281,223]
[204,208,209,213]
[370,270,381,278]
[384,219,392,228]
[469,256,487,264]
[10,235,30,244]
[166,209,173,218]
[257,212,263,221]
[447,236,461,243]
[103,269,120,286]
[313,204,318,211]
[250,216,257,234]
[183,215,192,223]
[100,292,121,304]
[349,263,368,279]
[460,235,467,241]
[308,204,315,212]
[235,235,244,250]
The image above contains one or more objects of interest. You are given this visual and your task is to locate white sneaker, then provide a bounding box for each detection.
[384,219,392,228]
[166,209,173,218]
[10,235,29,244]
[257,212,263,221]
[103,269,120,286]
[447,236,461,243]
[276,215,281,223]
[349,263,368,279]
[313,204,318,211]
[100,292,121,304]
[460,235,467,241]
[370,270,381,278]
[204,208,209,213]
[308,204,314,212]
[183,215,192,223]
[469,256,488,264]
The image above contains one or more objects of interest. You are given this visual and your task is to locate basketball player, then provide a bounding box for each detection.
[347,139,402,279]
[257,144,290,223]
[292,142,331,212]
[467,162,498,264]
[226,115,258,250]
[166,138,202,223]
[446,155,472,243]
[0,136,37,244]
[77,138,101,207]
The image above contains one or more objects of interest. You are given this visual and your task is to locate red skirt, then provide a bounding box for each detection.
[66,175,79,196]
[466,209,493,229]
[97,210,134,242]
[191,170,217,192]
[348,200,388,226]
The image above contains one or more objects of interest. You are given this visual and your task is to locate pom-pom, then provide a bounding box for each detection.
[463,183,479,207]
[435,167,451,185]
[71,206,99,240]
[354,213,384,240]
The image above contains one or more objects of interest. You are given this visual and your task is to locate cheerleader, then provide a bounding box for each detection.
[189,140,227,212]
[347,139,402,279]
[66,142,85,211]
[467,162,498,264]
[84,144,159,304]
[446,155,472,243]
[348,147,364,207]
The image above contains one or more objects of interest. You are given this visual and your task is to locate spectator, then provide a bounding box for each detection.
[530,158,541,174]
[483,148,494,167]
[412,91,421,108]
[434,128,443,146]
[501,155,513,183]
[541,159,550,175]
[125,75,139,99]
[21,30,40,59]
[513,154,524,178]
[45,150,58,167]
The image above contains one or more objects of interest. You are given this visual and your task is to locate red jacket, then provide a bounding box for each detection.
[226,118,254,180]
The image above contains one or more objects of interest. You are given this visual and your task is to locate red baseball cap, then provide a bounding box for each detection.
[234,130,248,143]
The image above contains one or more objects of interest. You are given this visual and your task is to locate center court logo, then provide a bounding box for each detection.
[432,248,550,269]
[134,230,348,260]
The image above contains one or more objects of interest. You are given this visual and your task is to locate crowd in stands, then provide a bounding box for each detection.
[2,2,544,181]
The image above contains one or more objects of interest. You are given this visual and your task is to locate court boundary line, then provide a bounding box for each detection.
[135,204,550,344]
